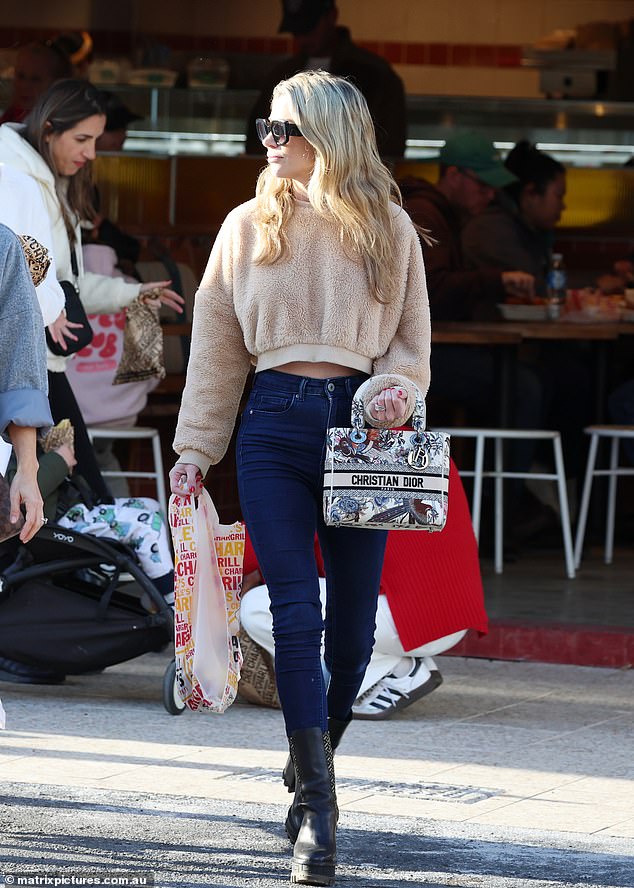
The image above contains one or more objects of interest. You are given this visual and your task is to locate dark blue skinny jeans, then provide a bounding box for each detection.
[236,369,388,735]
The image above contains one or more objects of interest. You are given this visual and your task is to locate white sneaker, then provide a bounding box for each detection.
[352,657,443,720]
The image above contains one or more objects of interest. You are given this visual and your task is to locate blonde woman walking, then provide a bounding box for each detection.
[170,71,431,886]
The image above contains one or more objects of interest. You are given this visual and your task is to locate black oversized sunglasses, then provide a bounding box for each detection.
[256,118,303,146]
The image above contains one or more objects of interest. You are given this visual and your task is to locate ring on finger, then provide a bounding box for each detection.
[374,404,386,412]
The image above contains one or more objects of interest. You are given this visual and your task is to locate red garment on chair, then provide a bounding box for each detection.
[381,459,487,651]
[241,459,487,651]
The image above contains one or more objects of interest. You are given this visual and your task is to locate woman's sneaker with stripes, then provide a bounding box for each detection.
[352,657,443,720]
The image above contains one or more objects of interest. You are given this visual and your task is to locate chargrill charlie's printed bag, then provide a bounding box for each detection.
[169,489,244,713]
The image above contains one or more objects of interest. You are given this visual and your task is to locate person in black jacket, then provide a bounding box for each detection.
[400,133,547,538]
[400,132,539,424]
[245,0,406,159]
[401,132,534,321]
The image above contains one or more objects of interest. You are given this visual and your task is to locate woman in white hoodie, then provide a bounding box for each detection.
[0,80,183,498]
[0,161,69,343]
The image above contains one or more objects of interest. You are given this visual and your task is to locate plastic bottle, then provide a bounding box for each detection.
[546,252,567,320]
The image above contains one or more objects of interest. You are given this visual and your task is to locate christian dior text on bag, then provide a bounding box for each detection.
[323,383,450,531]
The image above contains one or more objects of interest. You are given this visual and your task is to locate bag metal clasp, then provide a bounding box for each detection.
[407,443,429,469]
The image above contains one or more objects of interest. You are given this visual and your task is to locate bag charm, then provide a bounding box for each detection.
[323,383,450,531]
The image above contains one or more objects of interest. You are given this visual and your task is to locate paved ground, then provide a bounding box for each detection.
[1,652,633,888]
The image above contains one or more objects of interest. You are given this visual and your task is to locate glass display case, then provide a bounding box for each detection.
[2,79,634,166]
[104,86,634,167]
[83,87,634,236]
[107,85,257,156]
[404,95,634,167]
[3,79,632,234]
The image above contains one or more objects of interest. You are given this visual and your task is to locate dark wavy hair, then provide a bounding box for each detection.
[24,79,106,242]
[504,140,565,203]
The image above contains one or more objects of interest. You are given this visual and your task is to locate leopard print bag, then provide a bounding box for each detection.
[113,300,166,385]
[18,235,51,287]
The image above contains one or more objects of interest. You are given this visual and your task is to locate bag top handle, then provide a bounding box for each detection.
[351,378,426,435]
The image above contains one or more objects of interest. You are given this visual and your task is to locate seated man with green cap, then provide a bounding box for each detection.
[400,132,544,541]
[400,130,535,321]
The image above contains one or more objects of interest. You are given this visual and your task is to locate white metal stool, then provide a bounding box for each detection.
[87,426,168,516]
[574,425,634,567]
[435,428,575,578]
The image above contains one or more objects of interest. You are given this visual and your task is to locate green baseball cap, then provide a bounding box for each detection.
[439,131,516,188]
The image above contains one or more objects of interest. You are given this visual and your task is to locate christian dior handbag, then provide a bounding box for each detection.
[323,383,450,531]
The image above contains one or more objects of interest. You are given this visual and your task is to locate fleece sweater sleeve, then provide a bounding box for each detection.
[173,221,252,474]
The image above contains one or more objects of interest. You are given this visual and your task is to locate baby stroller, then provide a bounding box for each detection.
[0,523,177,709]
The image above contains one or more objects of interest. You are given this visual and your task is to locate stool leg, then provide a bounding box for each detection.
[574,433,599,569]
[605,437,619,565]
[151,433,168,516]
[471,434,485,543]
[552,435,575,579]
[494,436,503,574]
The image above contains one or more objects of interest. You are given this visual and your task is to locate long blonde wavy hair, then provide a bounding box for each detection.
[253,70,404,304]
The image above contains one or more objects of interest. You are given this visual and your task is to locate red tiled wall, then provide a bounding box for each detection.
[0,27,524,68]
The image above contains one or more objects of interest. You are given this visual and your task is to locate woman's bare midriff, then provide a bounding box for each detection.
[273,361,360,379]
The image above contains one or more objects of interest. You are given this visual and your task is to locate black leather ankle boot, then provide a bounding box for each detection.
[284,714,350,846]
[283,713,351,792]
[287,727,337,886]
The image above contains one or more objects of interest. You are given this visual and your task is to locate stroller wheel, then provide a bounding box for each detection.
[163,658,186,715]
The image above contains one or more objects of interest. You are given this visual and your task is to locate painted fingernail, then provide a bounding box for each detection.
[189,486,195,493]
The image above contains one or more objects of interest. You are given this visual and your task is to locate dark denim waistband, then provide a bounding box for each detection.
[253,369,368,399]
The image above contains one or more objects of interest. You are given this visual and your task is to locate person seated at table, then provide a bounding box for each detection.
[462,140,566,296]
[595,253,634,295]
[461,142,592,490]
[399,133,544,541]
[239,459,488,722]
[64,243,162,497]
[399,131,535,322]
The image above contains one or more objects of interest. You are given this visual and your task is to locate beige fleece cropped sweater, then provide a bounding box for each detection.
[174,197,431,474]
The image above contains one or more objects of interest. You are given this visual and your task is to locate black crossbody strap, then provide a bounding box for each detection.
[70,247,79,290]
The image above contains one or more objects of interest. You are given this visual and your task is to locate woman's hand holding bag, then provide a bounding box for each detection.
[323,379,450,531]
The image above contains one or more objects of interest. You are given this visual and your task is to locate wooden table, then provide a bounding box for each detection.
[160,319,634,421]
[433,319,634,342]
[433,319,634,423]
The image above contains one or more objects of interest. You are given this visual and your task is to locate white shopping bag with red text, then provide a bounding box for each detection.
[169,489,244,713]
